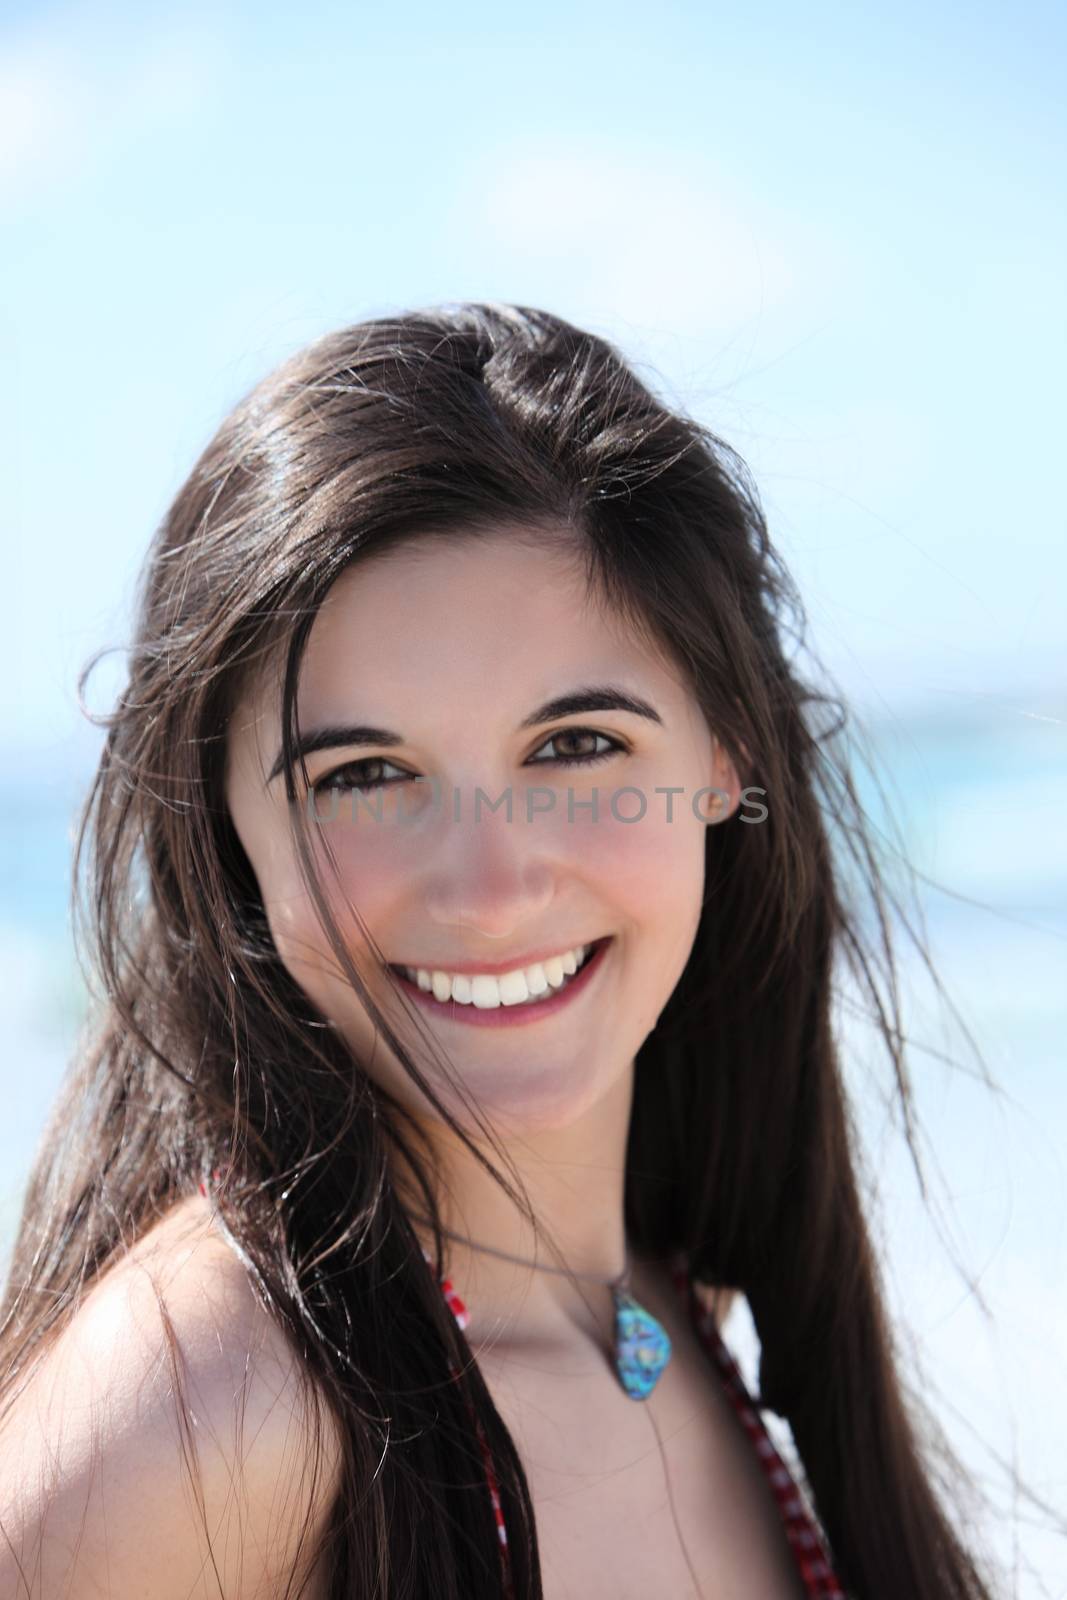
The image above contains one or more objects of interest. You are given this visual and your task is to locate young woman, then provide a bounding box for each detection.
[0,303,1002,1598]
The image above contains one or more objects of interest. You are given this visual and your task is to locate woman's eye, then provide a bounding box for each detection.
[311,729,626,797]
[312,758,409,796]
[529,729,626,767]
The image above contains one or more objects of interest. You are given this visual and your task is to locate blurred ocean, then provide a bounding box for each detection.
[2,699,1065,1591]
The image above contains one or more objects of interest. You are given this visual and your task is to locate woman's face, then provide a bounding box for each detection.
[225,531,737,1136]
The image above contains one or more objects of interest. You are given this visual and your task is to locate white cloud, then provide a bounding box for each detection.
[460,142,831,336]
[0,14,227,201]
[0,44,87,191]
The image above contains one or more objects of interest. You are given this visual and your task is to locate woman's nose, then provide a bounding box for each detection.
[419,801,556,940]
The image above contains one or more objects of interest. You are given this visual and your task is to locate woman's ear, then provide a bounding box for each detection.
[701,736,745,824]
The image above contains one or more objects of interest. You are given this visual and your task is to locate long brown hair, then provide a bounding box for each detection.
[0,303,1016,1595]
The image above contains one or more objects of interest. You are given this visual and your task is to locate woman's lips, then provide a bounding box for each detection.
[389,936,612,1027]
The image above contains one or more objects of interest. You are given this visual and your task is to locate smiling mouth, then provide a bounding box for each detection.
[386,936,612,1013]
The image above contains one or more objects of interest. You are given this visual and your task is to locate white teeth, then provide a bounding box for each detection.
[543,955,565,988]
[401,943,595,1008]
[430,971,451,1002]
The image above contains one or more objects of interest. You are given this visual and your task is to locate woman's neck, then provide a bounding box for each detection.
[399,1062,637,1351]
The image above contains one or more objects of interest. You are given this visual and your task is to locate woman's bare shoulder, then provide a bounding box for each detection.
[87,1188,280,1348]
[0,1191,344,1600]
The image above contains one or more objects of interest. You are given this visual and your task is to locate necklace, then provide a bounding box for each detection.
[428,1222,673,1401]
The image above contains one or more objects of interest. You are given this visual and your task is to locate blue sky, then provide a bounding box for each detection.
[3,0,1065,767]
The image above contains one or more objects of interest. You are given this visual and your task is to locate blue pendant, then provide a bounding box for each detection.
[611,1287,672,1400]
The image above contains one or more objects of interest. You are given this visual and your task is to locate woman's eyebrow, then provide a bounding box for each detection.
[265,685,663,785]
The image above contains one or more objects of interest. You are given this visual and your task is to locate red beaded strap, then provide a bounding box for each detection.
[438,1275,511,1552]
[437,1270,515,1596]
[667,1256,846,1598]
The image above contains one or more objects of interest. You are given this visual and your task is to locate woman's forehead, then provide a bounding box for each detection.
[228,534,690,764]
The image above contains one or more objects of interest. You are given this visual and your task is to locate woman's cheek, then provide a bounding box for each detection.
[560,787,705,896]
[255,840,365,986]
[300,807,421,914]
[263,878,332,988]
